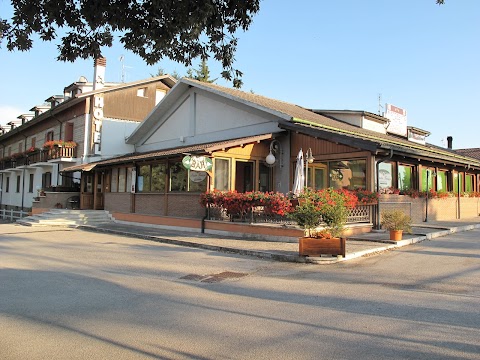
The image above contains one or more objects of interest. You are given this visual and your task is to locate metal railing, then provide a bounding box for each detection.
[0,146,77,170]
[0,209,30,221]
[206,203,377,225]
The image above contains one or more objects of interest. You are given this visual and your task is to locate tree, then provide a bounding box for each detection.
[185,59,217,83]
[0,0,260,88]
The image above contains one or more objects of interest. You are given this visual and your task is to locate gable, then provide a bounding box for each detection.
[138,87,281,152]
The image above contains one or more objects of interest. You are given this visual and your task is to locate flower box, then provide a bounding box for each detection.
[299,237,346,257]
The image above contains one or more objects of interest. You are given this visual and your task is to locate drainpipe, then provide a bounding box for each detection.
[20,135,28,212]
[457,171,461,219]
[375,149,393,230]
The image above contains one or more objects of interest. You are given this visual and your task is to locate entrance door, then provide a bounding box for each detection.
[94,172,105,210]
[235,161,254,193]
[80,173,94,209]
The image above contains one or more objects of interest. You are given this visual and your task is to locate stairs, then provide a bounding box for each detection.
[17,209,115,227]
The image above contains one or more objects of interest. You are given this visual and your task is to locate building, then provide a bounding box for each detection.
[0,58,176,211]
[61,78,480,229]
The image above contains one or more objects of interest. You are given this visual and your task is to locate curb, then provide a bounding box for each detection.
[77,223,479,265]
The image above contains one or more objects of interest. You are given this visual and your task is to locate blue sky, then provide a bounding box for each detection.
[1,0,478,149]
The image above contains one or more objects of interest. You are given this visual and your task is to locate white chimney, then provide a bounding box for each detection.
[93,57,107,91]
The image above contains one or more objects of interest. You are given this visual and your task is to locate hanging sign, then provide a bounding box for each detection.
[182,155,213,172]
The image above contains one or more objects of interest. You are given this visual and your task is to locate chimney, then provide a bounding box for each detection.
[93,57,107,91]
[447,136,453,149]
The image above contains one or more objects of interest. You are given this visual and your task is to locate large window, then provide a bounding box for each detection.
[136,161,206,193]
[421,168,435,191]
[398,164,413,191]
[465,174,474,192]
[259,163,273,192]
[437,171,447,192]
[169,162,187,191]
[16,175,21,193]
[138,165,151,192]
[329,160,366,190]
[151,164,166,192]
[214,158,230,191]
[377,162,393,191]
[453,172,464,193]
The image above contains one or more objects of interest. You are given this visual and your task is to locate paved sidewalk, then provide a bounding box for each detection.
[78,217,480,264]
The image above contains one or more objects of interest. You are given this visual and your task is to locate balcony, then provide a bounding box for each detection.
[0,144,78,170]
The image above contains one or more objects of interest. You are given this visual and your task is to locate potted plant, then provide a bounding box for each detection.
[381,209,412,241]
[289,188,357,257]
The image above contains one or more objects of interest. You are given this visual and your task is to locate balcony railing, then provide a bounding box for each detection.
[0,145,77,170]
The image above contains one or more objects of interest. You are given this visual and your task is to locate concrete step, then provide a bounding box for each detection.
[16,210,115,227]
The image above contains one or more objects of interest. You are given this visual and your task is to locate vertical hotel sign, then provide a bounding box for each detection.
[384,104,407,137]
[92,57,106,154]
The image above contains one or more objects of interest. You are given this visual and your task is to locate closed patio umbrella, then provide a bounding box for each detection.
[292,148,305,196]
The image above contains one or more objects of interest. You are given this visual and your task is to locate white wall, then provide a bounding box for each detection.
[137,88,281,153]
[100,119,136,157]
[362,118,387,134]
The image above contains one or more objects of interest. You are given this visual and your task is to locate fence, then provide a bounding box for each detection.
[0,209,30,222]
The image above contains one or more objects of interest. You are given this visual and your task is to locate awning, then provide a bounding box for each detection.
[61,162,97,172]
[61,133,275,171]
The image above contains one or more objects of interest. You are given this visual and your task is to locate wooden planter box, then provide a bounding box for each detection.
[299,237,346,257]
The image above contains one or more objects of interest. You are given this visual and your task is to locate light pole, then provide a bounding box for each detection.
[305,148,314,188]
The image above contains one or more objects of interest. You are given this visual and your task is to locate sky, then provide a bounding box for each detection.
[1,0,479,149]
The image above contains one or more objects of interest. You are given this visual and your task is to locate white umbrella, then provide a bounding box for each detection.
[292,148,305,196]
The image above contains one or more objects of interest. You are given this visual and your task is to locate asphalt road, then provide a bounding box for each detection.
[0,224,479,359]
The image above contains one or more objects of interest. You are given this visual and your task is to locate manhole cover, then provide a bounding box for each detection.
[201,271,247,283]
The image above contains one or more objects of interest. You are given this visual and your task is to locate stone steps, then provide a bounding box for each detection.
[17,210,115,227]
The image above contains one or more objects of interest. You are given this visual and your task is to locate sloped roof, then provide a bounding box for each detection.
[62,134,273,171]
[160,79,480,168]
[0,75,177,142]
[455,148,480,160]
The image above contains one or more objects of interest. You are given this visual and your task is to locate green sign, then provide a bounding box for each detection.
[182,155,213,171]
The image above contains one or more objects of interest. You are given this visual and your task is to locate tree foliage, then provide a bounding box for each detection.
[0,0,260,88]
[186,59,217,83]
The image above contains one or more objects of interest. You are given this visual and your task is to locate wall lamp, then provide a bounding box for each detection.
[266,139,282,166]
[305,148,315,187]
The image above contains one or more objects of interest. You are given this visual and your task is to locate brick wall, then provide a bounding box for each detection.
[134,193,166,216]
[104,192,131,213]
[379,194,480,222]
[131,193,204,218]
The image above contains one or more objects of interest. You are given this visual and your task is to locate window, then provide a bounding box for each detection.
[18,142,23,153]
[42,172,52,189]
[5,176,9,193]
[453,172,464,193]
[29,174,34,193]
[436,171,447,192]
[111,168,118,192]
[377,162,393,191]
[137,87,147,97]
[31,137,36,149]
[306,163,328,190]
[465,174,474,192]
[398,164,413,191]
[16,175,21,193]
[45,131,54,142]
[329,160,366,190]
[188,170,208,192]
[151,163,166,192]
[259,163,273,192]
[214,158,230,191]
[136,162,206,193]
[421,168,435,191]
[65,122,74,142]
[169,162,187,191]
[118,168,126,192]
[138,165,151,192]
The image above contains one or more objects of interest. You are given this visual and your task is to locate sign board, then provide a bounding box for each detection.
[384,103,407,137]
[189,171,207,183]
[182,156,213,172]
